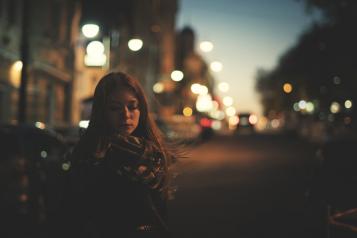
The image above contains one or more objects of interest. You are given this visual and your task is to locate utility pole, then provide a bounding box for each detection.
[18,0,30,124]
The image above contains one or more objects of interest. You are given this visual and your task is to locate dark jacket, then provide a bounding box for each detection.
[58,135,170,238]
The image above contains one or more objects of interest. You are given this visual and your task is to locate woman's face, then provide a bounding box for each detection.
[106,87,141,136]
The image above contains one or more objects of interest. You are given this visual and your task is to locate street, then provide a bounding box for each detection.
[168,132,320,238]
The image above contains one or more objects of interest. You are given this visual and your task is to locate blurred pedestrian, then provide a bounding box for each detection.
[58,72,174,237]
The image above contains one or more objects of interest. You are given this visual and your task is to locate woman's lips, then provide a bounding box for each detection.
[119,124,132,128]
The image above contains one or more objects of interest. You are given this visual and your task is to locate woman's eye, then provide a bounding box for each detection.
[109,104,138,111]
[128,104,139,110]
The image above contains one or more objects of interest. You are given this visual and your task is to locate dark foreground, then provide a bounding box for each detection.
[168,132,348,238]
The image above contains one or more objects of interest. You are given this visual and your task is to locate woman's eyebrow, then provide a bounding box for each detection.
[109,99,138,104]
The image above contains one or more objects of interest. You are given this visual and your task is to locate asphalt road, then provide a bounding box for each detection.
[168,132,323,238]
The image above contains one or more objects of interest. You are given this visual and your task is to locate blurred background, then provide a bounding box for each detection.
[0,0,356,141]
[1,0,357,237]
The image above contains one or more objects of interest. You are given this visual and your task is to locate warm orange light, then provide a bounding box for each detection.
[183,107,193,117]
[283,83,292,93]
[248,114,258,125]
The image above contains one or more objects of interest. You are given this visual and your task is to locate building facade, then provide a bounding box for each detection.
[0,0,79,126]
[0,0,179,126]
[74,0,179,122]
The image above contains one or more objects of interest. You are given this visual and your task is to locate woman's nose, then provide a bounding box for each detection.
[121,106,131,118]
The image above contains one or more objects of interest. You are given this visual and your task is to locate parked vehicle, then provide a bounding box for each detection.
[0,123,69,238]
[157,115,201,144]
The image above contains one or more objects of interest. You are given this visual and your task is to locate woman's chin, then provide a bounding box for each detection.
[115,128,132,136]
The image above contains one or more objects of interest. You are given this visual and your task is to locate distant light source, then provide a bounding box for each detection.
[199,85,208,95]
[218,82,229,92]
[84,41,106,66]
[79,120,89,128]
[183,107,193,117]
[81,24,100,38]
[345,100,352,109]
[333,76,341,85]
[283,83,293,94]
[248,114,258,125]
[210,110,225,120]
[225,107,236,117]
[210,61,223,72]
[190,83,208,95]
[14,61,23,71]
[128,39,143,51]
[196,94,213,112]
[171,70,184,82]
[306,102,315,113]
[223,96,233,107]
[298,100,307,110]
[40,151,48,159]
[200,118,212,128]
[62,162,71,171]
[35,122,46,129]
[211,120,222,130]
[330,102,340,114]
[9,61,23,88]
[212,100,219,110]
[191,83,201,94]
[153,82,164,93]
[86,41,105,55]
[229,116,239,126]
[199,41,214,52]
[271,119,280,128]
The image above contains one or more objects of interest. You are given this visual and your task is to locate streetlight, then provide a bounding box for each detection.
[223,96,233,107]
[345,100,352,109]
[128,38,143,51]
[153,82,164,93]
[80,24,109,68]
[330,102,341,114]
[218,82,229,92]
[210,61,223,72]
[196,94,213,112]
[225,106,236,117]
[283,83,293,94]
[199,41,214,52]
[81,24,99,38]
[170,70,184,82]
[84,41,107,67]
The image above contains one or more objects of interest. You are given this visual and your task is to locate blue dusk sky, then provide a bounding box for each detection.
[177,0,320,116]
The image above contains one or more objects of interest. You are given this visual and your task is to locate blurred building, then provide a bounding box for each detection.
[169,26,216,116]
[0,0,179,126]
[72,0,178,123]
[0,0,79,126]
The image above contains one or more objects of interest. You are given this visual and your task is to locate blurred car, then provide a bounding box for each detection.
[54,125,85,148]
[0,123,69,237]
[156,114,201,144]
[235,112,258,134]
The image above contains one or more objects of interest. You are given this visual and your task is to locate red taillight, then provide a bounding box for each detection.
[200,118,212,128]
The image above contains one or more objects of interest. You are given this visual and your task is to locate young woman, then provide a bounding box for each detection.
[60,72,173,237]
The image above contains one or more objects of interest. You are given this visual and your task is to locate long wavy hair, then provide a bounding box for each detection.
[72,72,172,193]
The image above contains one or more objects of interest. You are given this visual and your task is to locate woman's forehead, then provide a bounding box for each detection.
[108,88,138,103]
